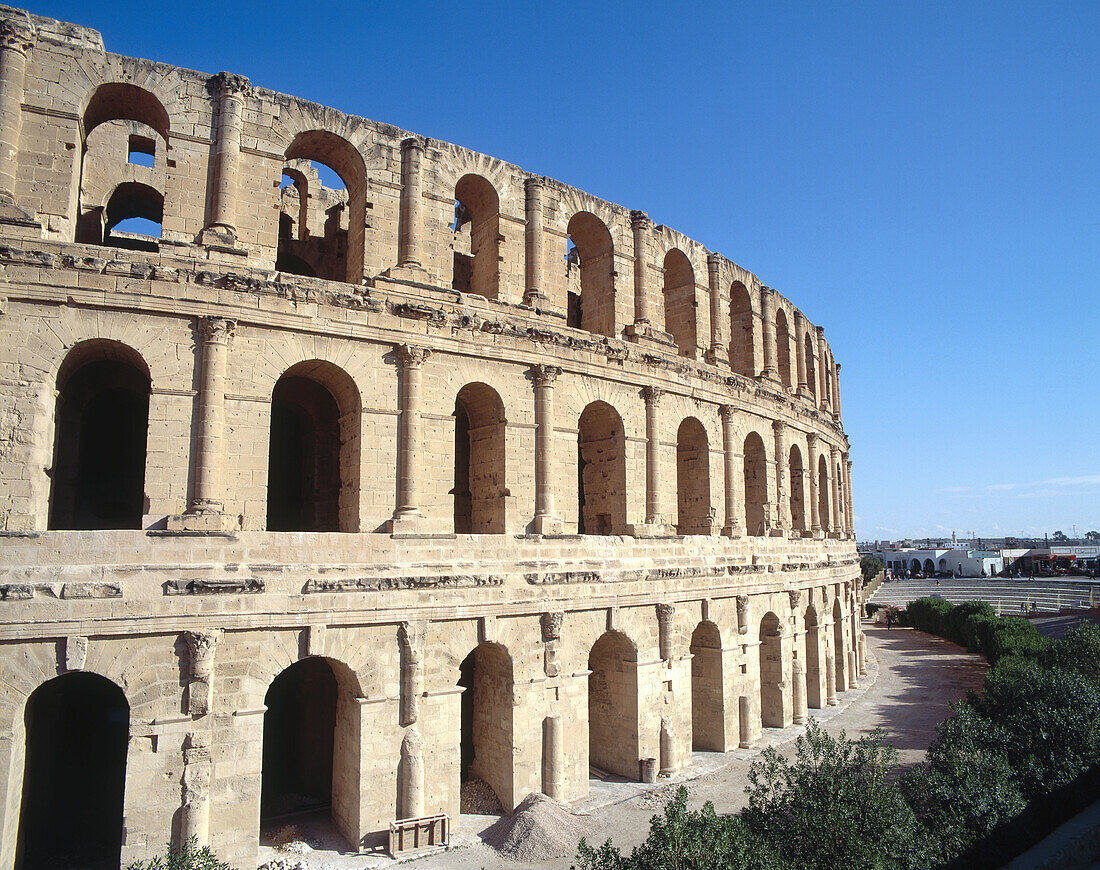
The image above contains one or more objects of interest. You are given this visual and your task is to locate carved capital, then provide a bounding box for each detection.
[183,631,217,677]
[815,324,825,337]
[706,250,722,268]
[529,363,562,388]
[806,432,819,449]
[656,602,675,627]
[401,135,427,154]
[395,343,430,368]
[630,209,652,230]
[208,71,251,99]
[719,403,736,424]
[788,589,801,611]
[198,316,235,344]
[524,175,545,194]
[540,611,563,643]
[641,385,664,406]
[398,621,426,663]
[772,419,786,436]
[0,17,34,54]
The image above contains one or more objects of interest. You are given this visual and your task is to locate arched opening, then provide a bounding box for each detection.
[924,559,936,575]
[832,598,847,692]
[759,612,784,728]
[17,672,129,870]
[837,462,845,530]
[83,181,163,252]
[804,332,817,401]
[817,454,830,532]
[577,401,627,535]
[789,444,806,533]
[48,341,150,530]
[823,357,833,407]
[938,558,947,570]
[775,308,792,389]
[729,282,755,376]
[662,249,696,357]
[453,383,507,534]
[676,417,711,534]
[910,558,922,573]
[743,432,767,536]
[804,605,822,709]
[566,212,615,337]
[261,658,338,825]
[588,631,639,779]
[83,83,170,143]
[279,131,367,284]
[690,621,724,751]
[451,174,500,299]
[457,642,514,812]
[267,361,361,532]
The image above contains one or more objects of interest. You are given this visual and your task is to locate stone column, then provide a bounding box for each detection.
[181,732,212,847]
[189,317,235,520]
[845,456,854,539]
[393,344,430,528]
[530,364,562,534]
[542,715,564,800]
[830,444,842,538]
[398,622,425,726]
[793,311,809,396]
[792,658,806,725]
[0,15,32,203]
[630,210,652,326]
[399,729,425,819]
[524,177,547,306]
[824,637,838,706]
[807,433,822,536]
[833,362,843,421]
[183,631,217,717]
[656,603,675,661]
[815,327,830,412]
[760,287,778,381]
[771,420,788,536]
[643,386,664,527]
[720,405,741,537]
[398,137,426,269]
[706,251,724,362]
[203,72,250,245]
[541,611,563,677]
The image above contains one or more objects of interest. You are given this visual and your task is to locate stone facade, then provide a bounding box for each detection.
[0,6,863,868]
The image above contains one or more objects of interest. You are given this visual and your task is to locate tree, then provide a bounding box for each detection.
[1052,530,1069,542]
[860,555,885,585]
[1084,530,1099,543]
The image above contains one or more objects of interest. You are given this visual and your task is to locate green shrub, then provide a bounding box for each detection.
[127,839,234,870]
[906,597,955,636]
[985,617,1048,665]
[861,555,885,585]
[1044,623,1100,681]
[947,601,995,647]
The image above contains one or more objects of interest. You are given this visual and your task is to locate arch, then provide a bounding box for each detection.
[910,558,922,572]
[662,248,696,357]
[588,631,639,779]
[83,82,170,141]
[17,672,129,869]
[759,612,784,728]
[775,308,792,389]
[817,453,830,532]
[729,282,755,376]
[804,605,822,709]
[282,130,368,284]
[457,641,514,811]
[453,382,507,534]
[832,598,847,692]
[48,340,150,530]
[676,417,711,534]
[267,360,361,532]
[577,401,627,535]
[804,332,818,401]
[690,621,725,751]
[924,558,936,575]
[789,444,806,533]
[452,174,501,299]
[743,431,767,536]
[566,212,615,337]
[938,558,947,569]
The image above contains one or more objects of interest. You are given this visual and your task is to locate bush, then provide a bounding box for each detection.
[984,617,1047,665]
[906,597,955,637]
[946,601,995,647]
[127,839,234,870]
[861,555,885,585]
[1044,623,1100,681]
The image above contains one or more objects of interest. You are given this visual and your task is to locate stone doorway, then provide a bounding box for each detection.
[458,642,514,812]
[587,631,639,780]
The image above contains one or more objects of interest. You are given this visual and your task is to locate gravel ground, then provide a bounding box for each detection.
[258,624,987,870]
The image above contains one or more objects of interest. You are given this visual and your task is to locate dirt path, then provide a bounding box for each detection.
[259,625,987,870]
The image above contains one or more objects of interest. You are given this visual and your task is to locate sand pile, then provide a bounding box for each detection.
[481,792,587,861]
[461,778,504,815]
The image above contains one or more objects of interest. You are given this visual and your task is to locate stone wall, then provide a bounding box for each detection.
[0,5,862,868]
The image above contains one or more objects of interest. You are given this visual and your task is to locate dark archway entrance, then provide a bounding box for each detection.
[743,432,767,536]
[17,673,129,870]
[676,417,711,534]
[49,343,150,530]
[588,631,639,779]
[690,621,725,751]
[577,402,627,535]
[458,642,514,811]
[261,658,338,822]
[759,612,784,728]
[453,383,506,534]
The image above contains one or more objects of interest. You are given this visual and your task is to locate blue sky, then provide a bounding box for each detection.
[38,0,1099,540]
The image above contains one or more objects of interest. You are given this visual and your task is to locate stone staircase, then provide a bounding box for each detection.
[868,578,1100,615]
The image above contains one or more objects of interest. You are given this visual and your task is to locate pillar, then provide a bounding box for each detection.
[399,622,425,726]
[761,286,778,381]
[399,729,425,819]
[815,327,830,412]
[825,642,838,706]
[720,405,741,537]
[630,210,652,326]
[656,603,675,661]
[203,72,250,244]
[807,433,821,536]
[180,732,212,847]
[524,177,547,306]
[398,137,426,269]
[542,715,564,800]
[845,455,854,539]
[393,344,430,527]
[0,15,33,204]
[793,311,809,396]
[188,317,235,522]
[183,631,217,717]
[834,362,843,421]
[706,251,724,361]
[830,444,842,538]
[848,648,859,690]
[643,386,664,526]
[858,632,867,676]
[792,658,806,725]
[530,364,562,534]
[771,420,788,536]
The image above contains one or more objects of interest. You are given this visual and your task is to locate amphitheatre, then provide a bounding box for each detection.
[0,5,860,868]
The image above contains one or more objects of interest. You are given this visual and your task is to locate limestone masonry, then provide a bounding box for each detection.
[0,6,862,868]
